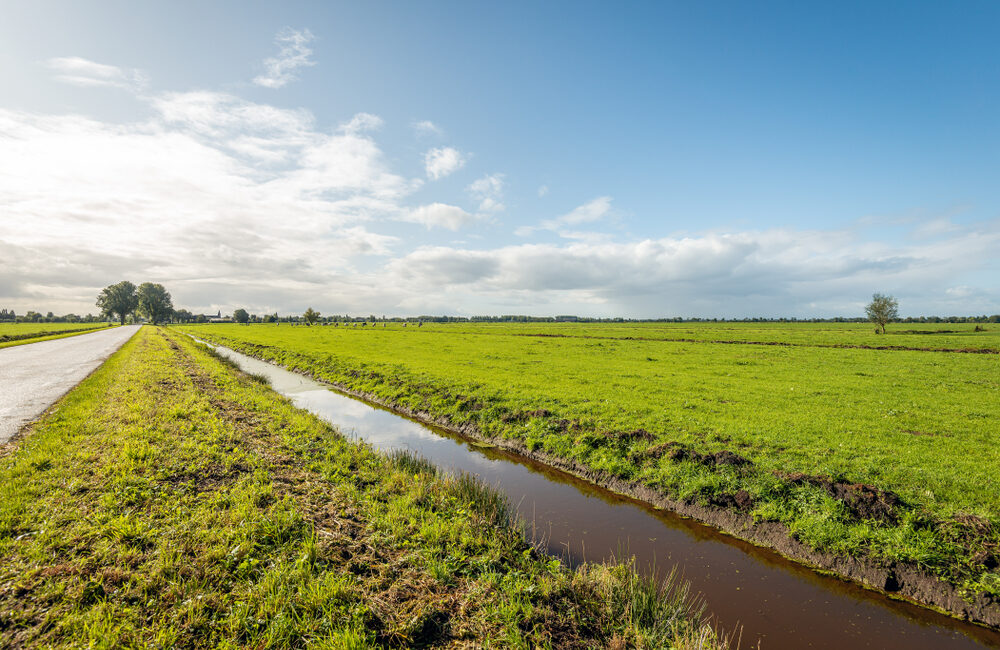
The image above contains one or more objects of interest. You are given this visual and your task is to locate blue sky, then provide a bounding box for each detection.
[1,1,998,317]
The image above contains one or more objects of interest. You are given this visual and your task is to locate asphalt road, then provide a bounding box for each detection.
[0,325,141,443]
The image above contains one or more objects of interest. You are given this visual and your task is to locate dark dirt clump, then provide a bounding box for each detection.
[709,489,755,511]
[973,550,999,570]
[500,411,525,424]
[830,482,902,523]
[955,514,995,536]
[644,442,678,459]
[952,515,1000,568]
[666,444,752,469]
[500,408,563,423]
[777,472,903,523]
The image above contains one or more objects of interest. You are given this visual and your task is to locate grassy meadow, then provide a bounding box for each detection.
[0,327,723,648]
[179,321,1000,600]
[0,322,112,349]
[436,321,1000,352]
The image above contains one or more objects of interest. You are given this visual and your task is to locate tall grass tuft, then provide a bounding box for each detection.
[246,371,271,386]
[448,472,513,528]
[599,562,724,648]
[387,449,438,477]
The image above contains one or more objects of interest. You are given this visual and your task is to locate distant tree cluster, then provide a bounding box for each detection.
[96,281,174,325]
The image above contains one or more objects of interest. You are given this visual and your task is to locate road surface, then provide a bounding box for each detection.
[0,325,141,443]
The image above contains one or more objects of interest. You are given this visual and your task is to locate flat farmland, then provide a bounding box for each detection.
[0,322,110,348]
[451,320,1000,351]
[181,322,1000,601]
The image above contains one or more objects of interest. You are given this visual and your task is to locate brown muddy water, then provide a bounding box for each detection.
[204,340,1000,649]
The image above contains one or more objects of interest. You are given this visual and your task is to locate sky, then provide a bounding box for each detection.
[1,1,999,319]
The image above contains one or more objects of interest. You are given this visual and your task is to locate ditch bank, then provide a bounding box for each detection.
[187,334,1000,646]
[300,377,1000,629]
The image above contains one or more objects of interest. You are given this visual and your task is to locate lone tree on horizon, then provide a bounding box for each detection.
[137,282,174,325]
[96,281,138,325]
[866,293,899,334]
[233,308,250,324]
[303,307,320,325]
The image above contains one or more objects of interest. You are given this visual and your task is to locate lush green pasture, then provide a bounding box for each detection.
[430,320,1000,352]
[181,322,1000,598]
[0,322,111,348]
[0,327,721,648]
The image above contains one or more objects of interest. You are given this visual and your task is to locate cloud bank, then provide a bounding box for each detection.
[2,51,999,319]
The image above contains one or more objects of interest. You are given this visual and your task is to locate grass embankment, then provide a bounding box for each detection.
[0,327,724,649]
[179,323,1000,610]
[0,323,113,349]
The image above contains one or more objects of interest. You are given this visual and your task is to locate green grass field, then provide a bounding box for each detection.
[425,321,1000,351]
[0,327,722,648]
[0,322,111,348]
[180,321,1000,601]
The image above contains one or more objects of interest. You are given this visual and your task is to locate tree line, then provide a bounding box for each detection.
[4,287,994,328]
[0,309,108,323]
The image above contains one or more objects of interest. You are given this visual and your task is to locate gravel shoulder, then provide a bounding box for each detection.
[0,324,141,443]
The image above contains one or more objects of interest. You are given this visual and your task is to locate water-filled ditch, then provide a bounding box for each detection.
[201,339,1000,649]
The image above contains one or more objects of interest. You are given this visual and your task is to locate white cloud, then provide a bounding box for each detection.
[46,57,148,92]
[412,120,442,136]
[538,184,549,197]
[402,203,475,230]
[549,196,613,226]
[467,173,505,214]
[341,113,383,134]
[517,196,614,238]
[153,91,314,141]
[253,28,316,89]
[424,147,466,180]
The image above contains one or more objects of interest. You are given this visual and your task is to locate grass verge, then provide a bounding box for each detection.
[0,327,725,648]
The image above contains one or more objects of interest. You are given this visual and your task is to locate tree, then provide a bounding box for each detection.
[137,282,174,325]
[233,308,250,324]
[866,293,899,334]
[97,281,138,325]
[303,307,320,325]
